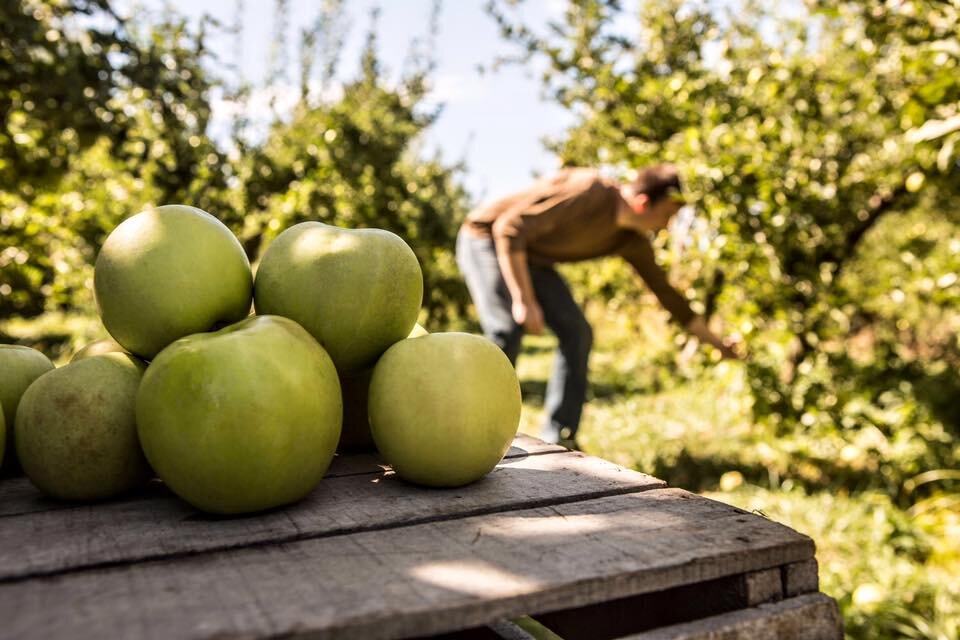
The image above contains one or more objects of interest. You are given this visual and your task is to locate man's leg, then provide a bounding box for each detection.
[529,265,593,445]
[455,230,523,363]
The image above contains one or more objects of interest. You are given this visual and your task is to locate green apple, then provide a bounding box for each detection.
[71,338,127,362]
[254,222,423,373]
[15,353,150,501]
[0,406,5,471]
[136,315,342,514]
[338,323,430,453]
[94,204,253,359]
[0,345,55,471]
[368,332,521,487]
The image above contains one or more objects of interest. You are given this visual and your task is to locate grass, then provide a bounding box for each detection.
[516,329,959,640]
[711,486,959,639]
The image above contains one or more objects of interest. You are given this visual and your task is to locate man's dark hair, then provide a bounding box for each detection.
[632,164,681,203]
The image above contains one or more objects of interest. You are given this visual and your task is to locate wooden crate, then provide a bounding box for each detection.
[0,435,842,639]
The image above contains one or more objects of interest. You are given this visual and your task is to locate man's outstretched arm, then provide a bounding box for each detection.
[620,237,742,360]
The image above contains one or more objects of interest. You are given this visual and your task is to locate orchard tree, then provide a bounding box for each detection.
[2,0,472,327]
[488,0,959,476]
[815,0,960,173]
[238,4,471,326]
[1,1,232,317]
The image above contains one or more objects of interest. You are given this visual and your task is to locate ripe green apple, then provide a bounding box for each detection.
[0,345,55,471]
[338,323,430,452]
[71,338,127,362]
[94,204,253,359]
[368,332,521,487]
[15,353,151,501]
[254,222,423,373]
[136,315,342,514]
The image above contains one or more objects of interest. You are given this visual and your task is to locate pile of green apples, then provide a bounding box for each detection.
[1,205,521,514]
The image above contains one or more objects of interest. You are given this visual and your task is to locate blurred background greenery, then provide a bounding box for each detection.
[1,1,957,637]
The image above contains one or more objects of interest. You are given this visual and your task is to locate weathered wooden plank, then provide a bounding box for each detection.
[0,475,145,518]
[420,617,560,640]
[488,620,542,640]
[783,559,819,597]
[422,620,543,640]
[617,593,842,640]
[419,627,518,640]
[0,489,815,640]
[743,568,782,606]
[0,435,566,518]
[0,450,662,582]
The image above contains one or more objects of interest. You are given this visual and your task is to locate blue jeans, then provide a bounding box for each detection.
[455,230,592,443]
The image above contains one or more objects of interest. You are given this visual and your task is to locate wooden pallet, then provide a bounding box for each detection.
[0,435,842,639]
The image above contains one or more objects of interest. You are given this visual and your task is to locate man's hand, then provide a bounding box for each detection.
[512,298,545,335]
[685,315,745,361]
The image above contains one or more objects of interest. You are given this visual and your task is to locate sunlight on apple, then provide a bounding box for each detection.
[288,224,364,262]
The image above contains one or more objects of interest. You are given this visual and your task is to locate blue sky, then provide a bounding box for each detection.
[122,0,578,202]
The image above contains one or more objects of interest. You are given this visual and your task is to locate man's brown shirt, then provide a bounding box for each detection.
[462,167,695,325]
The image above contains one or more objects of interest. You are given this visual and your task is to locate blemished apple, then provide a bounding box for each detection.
[368,332,521,487]
[338,323,430,452]
[136,315,342,514]
[15,353,151,501]
[94,204,253,359]
[0,345,55,471]
[254,222,423,373]
[71,338,127,362]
